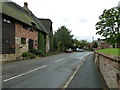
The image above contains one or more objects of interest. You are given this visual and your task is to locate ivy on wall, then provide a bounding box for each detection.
[38,32,46,52]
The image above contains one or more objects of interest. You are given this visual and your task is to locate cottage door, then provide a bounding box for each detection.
[29,39,33,52]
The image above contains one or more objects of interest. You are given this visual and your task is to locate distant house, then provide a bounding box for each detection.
[0,2,53,62]
[91,38,112,49]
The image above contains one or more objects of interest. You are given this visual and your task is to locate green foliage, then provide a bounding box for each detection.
[50,36,54,51]
[32,49,44,55]
[38,32,46,52]
[30,54,36,59]
[22,52,36,59]
[79,40,89,48]
[89,48,94,51]
[73,39,91,49]
[54,26,73,51]
[22,52,30,57]
[95,6,120,47]
[96,48,120,56]
[41,51,61,57]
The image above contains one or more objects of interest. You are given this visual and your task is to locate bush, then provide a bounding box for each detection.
[41,51,61,57]
[89,48,94,51]
[30,54,36,59]
[22,52,30,57]
[32,49,44,55]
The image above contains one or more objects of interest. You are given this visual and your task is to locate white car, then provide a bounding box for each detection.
[65,48,73,53]
[76,48,84,52]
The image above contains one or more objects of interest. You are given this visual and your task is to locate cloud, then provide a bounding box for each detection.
[11,0,120,42]
[79,18,88,23]
[61,18,69,23]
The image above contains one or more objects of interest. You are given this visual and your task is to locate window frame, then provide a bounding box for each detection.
[21,38,26,44]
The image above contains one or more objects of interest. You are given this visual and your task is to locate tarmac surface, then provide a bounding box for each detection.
[67,53,106,88]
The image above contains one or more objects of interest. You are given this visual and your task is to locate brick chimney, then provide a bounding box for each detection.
[23,2,28,9]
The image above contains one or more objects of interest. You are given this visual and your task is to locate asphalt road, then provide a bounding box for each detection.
[2,52,92,88]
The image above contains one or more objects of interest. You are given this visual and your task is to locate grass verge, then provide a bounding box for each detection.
[96,48,120,56]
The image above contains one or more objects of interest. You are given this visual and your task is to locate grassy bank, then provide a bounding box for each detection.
[96,48,120,56]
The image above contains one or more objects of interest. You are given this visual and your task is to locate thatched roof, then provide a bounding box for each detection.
[1,2,48,34]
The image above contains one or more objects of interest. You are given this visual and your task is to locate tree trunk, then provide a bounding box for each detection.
[117,42,120,48]
[117,36,120,48]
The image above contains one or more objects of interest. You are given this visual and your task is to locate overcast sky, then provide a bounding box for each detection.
[10,0,120,42]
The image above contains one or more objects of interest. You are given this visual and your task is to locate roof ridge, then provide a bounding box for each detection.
[2,1,49,34]
[10,2,34,16]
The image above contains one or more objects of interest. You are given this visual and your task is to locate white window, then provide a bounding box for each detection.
[3,18,11,24]
[3,18,7,22]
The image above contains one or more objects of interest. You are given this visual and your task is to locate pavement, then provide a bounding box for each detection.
[67,53,107,88]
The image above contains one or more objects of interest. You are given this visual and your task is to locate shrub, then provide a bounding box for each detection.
[22,52,30,57]
[32,49,44,55]
[89,48,94,51]
[30,54,36,59]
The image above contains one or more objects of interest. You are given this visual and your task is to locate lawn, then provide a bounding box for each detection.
[96,48,120,56]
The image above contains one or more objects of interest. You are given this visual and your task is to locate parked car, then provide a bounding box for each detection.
[76,48,84,52]
[65,48,73,53]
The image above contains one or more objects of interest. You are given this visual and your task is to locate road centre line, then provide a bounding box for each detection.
[3,65,47,83]
[55,58,65,63]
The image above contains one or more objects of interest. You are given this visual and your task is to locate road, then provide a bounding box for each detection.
[2,52,92,88]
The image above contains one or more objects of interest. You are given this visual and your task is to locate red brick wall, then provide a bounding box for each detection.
[16,22,38,40]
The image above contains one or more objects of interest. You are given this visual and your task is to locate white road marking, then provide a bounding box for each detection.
[55,58,65,63]
[3,65,47,82]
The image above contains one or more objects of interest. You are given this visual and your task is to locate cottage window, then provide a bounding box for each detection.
[3,18,11,24]
[7,20,11,24]
[21,38,26,44]
[3,19,7,22]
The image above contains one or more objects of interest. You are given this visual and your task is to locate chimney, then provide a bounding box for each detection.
[23,2,28,9]
[98,38,100,41]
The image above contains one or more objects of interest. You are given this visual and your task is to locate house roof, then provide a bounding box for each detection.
[1,2,48,34]
[39,18,53,36]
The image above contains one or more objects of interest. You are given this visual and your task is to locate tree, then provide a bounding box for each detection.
[95,6,120,48]
[72,39,80,48]
[54,26,73,51]
[79,40,89,48]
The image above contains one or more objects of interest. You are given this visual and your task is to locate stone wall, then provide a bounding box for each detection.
[1,37,29,62]
[95,52,120,88]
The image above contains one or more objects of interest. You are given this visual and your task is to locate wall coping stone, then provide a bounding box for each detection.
[95,52,120,63]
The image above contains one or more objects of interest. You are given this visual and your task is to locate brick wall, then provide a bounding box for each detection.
[95,52,120,88]
[16,22,38,40]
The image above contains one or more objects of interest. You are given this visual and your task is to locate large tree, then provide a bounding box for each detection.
[79,40,89,48]
[95,6,120,48]
[54,26,73,51]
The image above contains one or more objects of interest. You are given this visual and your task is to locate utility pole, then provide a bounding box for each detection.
[92,37,94,42]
